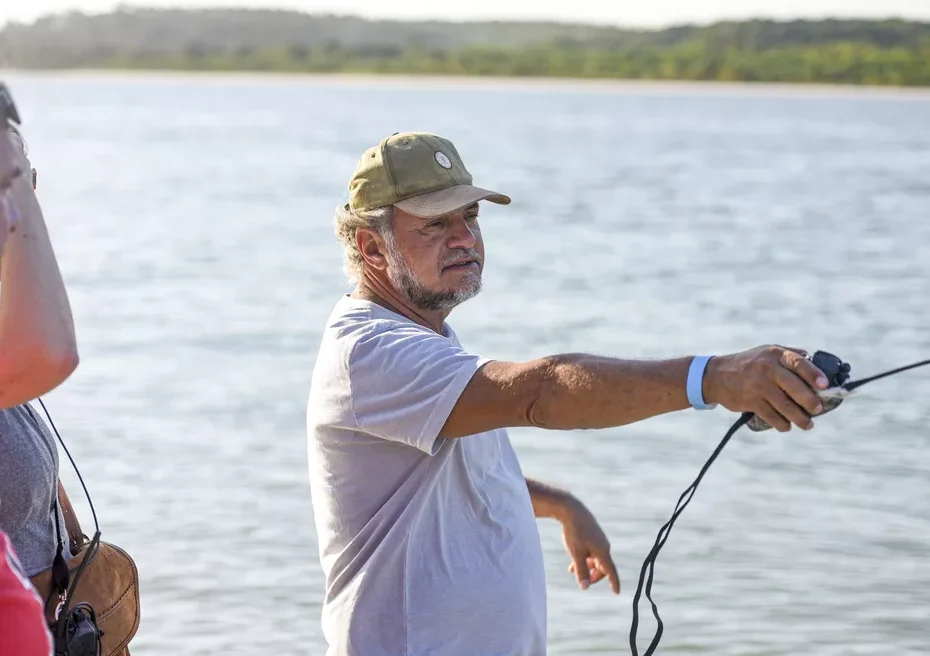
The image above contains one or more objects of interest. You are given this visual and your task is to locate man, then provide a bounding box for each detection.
[306,132,828,656]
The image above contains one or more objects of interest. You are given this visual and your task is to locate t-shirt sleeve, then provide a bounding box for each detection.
[348,324,488,454]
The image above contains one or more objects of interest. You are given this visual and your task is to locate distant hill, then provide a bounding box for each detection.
[2,8,929,86]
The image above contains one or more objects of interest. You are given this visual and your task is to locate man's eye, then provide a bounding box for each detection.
[426,220,443,228]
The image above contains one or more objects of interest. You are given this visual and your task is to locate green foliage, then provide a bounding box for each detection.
[2,10,929,86]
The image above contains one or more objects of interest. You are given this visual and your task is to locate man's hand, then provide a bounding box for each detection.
[704,345,829,432]
[558,497,620,594]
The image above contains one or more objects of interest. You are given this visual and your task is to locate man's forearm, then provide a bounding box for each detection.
[527,354,694,430]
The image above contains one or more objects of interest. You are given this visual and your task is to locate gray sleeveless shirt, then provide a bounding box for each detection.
[0,403,72,576]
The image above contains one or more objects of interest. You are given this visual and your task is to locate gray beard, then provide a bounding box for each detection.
[385,244,482,312]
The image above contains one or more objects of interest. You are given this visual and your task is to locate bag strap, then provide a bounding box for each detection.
[57,480,85,552]
[23,400,100,604]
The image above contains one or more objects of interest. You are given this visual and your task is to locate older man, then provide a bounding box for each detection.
[306,132,827,656]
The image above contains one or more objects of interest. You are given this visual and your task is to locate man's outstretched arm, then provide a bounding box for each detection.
[441,346,828,439]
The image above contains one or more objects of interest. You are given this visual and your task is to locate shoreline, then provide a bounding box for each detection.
[4,68,930,98]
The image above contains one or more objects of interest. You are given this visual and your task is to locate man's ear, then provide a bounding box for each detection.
[356,228,389,271]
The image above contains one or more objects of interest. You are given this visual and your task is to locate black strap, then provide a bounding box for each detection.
[629,354,930,655]
[51,516,70,593]
[22,403,72,594]
[630,412,751,656]
[24,400,101,604]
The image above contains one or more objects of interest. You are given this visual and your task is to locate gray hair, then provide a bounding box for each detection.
[333,203,395,283]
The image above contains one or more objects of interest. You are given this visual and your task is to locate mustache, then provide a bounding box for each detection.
[441,249,482,268]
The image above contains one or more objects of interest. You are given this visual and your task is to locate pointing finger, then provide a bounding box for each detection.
[598,554,621,595]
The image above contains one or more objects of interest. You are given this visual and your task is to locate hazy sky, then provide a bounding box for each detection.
[3,0,929,27]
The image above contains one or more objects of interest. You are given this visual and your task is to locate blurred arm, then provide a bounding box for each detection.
[0,131,79,407]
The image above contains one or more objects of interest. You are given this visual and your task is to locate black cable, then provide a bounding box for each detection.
[37,397,99,533]
[25,399,104,655]
[630,412,751,656]
[843,358,930,392]
[629,355,930,655]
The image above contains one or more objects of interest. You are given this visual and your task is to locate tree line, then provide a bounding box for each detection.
[2,10,928,86]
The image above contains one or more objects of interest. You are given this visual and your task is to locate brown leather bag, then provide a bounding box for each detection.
[29,482,141,656]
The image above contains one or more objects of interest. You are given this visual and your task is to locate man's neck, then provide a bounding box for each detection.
[353,275,448,334]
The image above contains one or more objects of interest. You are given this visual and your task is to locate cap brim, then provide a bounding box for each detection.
[393,184,511,219]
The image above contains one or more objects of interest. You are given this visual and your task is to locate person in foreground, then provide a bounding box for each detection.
[0,114,80,577]
[306,132,829,656]
[0,90,79,653]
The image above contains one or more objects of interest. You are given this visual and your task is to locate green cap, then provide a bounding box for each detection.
[347,132,511,218]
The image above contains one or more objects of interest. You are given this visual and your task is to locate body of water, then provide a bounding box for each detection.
[6,71,930,655]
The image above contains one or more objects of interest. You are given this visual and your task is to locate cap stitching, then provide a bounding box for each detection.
[380,136,400,206]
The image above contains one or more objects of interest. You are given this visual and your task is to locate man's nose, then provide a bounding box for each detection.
[447,217,477,249]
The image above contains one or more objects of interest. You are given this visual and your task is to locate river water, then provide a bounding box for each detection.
[6,71,930,655]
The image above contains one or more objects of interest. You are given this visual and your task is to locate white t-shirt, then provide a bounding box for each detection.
[306,296,547,656]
